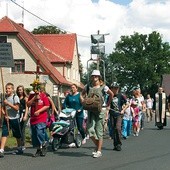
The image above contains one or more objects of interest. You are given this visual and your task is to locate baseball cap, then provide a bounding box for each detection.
[110,82,120,88]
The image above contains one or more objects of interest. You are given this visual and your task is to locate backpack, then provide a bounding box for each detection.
[82,85,105,113]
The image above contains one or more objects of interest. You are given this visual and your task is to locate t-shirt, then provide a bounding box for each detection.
[146,98,153,109]
[5,94,20,119]
[29,92,50,125]
[63,92,84,118]
[123,106,132,120]
[110,93,127,112]
[133,95,144,111]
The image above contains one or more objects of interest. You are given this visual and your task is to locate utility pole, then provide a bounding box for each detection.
[96,30,100,70]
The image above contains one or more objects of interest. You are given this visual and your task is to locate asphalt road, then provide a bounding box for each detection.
[0,118,170,170]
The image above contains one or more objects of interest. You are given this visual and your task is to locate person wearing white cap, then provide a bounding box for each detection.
[81,70,113,158]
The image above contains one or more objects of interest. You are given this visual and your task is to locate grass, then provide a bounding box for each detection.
[0,127,32,150]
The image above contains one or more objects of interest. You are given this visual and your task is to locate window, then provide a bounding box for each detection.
[73,68,75,80]
[11,59,25,73]
[67,68,70,79]
[0,36,7,43]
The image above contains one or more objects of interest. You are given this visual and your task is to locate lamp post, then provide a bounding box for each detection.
[90,30,109,82]
[86,56,93,81]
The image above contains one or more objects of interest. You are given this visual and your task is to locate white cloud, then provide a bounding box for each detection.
[0,0,170,71]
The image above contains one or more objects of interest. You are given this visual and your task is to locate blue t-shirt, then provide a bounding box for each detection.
[63,92,83,118]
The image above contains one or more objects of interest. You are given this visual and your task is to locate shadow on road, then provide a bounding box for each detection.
[53,150,90,157]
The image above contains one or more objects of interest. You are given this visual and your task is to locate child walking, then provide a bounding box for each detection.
[0,82,23,158]
[27,80,50,157]
[131,100,140,137]
[122,103,132,139]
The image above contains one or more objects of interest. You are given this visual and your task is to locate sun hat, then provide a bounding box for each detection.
[91,70,101,77]
[110,82,120,88]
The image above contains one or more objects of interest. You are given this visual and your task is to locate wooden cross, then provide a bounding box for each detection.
[24,60,49,79]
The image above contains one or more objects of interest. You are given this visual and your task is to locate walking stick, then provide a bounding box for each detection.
[0,67,10,131]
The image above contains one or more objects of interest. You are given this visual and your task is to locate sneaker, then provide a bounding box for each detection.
[82,138,86,145]
[92,148,97,155]
[12,149,23,155]
[133,133,136,136]
[122,136,127,140]
[0,151,4,158]
[40,142,48,156]
[116,145,122,151]
[22,146,26,151]
[86,135,89,140]
[93,151,102,158]
[69,143,76,148]
[136,132,139,137]
[32,149,41,157]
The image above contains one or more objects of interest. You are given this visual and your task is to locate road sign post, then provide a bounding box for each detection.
[0,42,14,131]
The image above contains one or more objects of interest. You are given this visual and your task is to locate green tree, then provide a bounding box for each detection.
[32,25,66,34]
[108,31,170,97]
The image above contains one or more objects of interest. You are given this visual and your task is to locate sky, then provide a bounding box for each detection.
[0,0,170,71]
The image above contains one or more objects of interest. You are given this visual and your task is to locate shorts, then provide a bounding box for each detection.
[87,109,105,140]
[31,123,47,147]
[2,118,22,139]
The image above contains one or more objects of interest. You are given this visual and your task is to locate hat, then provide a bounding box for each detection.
[110,82,120,88]
[91,70,101,77]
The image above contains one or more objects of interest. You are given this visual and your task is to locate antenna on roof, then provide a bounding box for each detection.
[6,2,8,16]
[21,1,24,24]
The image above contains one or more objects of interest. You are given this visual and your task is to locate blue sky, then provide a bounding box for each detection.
[92,0,133,5]
[1,0,170,69]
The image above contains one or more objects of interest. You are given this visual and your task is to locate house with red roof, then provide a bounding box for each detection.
[0,16,83,97]
[161,74,170,95]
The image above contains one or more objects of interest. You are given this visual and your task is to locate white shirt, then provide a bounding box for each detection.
[146,98,153,109]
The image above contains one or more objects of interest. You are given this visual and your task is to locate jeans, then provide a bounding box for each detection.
[31,123,47,147]
[140,112,145,129]
[122,119,132,137]
[76,117,86,139]
[110,115,122,147]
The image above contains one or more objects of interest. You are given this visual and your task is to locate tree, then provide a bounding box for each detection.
[108,31,170,97]
[32,25,66,34]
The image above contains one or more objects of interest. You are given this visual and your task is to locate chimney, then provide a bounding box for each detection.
[18,23,24,28]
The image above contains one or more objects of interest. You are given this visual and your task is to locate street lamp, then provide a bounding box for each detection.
[90,30,109,82]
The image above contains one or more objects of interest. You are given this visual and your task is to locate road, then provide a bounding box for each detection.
[0,118,170,170]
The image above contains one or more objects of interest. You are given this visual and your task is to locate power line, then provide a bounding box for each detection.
[10,0,90,38]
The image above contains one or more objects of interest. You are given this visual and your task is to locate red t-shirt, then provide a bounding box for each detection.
[28,92,50,125]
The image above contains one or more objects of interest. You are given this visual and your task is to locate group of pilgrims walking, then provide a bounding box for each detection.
[0,70,169,159]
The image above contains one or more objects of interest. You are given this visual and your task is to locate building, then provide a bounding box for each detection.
[0,16,83,97]
[161,74,170,95]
